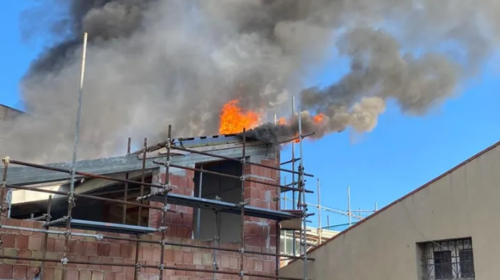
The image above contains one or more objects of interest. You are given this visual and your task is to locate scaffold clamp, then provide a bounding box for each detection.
[2,156,10,164]
[238,271,245,277]
[157,226,169,232]
[238,247,245,254]
[212,262,219,270]
[158,264,164,271]
[60,258,68,265]
[95,234,104,241]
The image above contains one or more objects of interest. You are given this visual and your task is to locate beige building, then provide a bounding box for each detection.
[280,140,500,280]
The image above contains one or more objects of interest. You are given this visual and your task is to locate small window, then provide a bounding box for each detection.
[419,238,475,280]
[434,250,452,279]
[459,249,475,278]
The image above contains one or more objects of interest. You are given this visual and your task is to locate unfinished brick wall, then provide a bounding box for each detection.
[0,155,281,280]
[0,217,266,280]
[148,156,281,278]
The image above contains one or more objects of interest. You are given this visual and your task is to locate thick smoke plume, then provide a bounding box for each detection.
[1,0,495,161]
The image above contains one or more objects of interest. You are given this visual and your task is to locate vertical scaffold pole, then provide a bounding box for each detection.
[297,106,308,280]
[123,137,131,224]
[159,125,173,280]
[212,210,220,280]
[239,128,247,279]
[291,96,297,257]
[63,32,88,280]
[40,195,53,279]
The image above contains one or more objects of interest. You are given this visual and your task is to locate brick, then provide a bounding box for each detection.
[17,249,31,265]
[152,247,161,261]
[120,244,133,258]
[1,234,15,247]
[98,243,111,256]
[164,249,174,262]
[109,243,120,257]
[115,272,127,279]
[263,260,272,273]
[198,253,210,266]
[91,271,104,280]
[254,260,263,271]
[100,257,113,271]
[220,255,230,268]
[15,235,29,249]
[12,265,27,279]
[141,247,154,262]
[0,264,13,278]
[67,269,79,279]
[88,256,101,270]
[80,270,92,280]
[77,255,90,269]
[42,267,54,280]
[46,238,55,251]
[104,271,116,280]
[53,267,63,280]
[54,239,65,252]
[27,236,42,252]
[246,258,255,272]
[230,257,239,269]
[182,252,193,263]
[86,242,98,256]
[3,248,17,264]
[149,275,160,280]
[71,241,86,255]
[111,258,124,272]
[193,252,202,265]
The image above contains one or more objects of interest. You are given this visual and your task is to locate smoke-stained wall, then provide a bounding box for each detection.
[2,0,496,162]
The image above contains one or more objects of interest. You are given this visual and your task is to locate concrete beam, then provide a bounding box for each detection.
[2,144,276,185]
[75,170,149,194]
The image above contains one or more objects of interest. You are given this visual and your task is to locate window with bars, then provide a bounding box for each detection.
[419,237,475,280]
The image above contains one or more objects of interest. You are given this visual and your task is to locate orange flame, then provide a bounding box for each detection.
[219,99,260,134]
[313,113,324,123]
[277,113,324,143]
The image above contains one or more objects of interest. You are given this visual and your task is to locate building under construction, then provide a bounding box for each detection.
[0,116,317,280]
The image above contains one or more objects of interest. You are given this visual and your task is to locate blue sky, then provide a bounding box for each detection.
[2,2,499,231]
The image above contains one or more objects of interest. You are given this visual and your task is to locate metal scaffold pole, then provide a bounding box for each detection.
[158,125,173,280]
[297,105,308,280]
[348,186,352,227]
[212,210,220,280]
[62,32,88,280]
[123,137,131,224]
[317,178,322,244]
[291,96,297,257]
[239,128,247,280]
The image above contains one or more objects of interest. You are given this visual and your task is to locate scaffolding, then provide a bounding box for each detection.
[0,121,315,279]
[0,32,314,280]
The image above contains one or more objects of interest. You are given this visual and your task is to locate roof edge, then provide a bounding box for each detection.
[0,103,25,114]
[286,139,500,266]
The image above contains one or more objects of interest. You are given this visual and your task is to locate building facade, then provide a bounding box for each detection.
[280,140,500,280]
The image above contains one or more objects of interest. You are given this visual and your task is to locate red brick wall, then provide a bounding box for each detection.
[0,156,281,280]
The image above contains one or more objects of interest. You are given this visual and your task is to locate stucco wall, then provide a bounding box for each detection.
[280,141,500,280]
